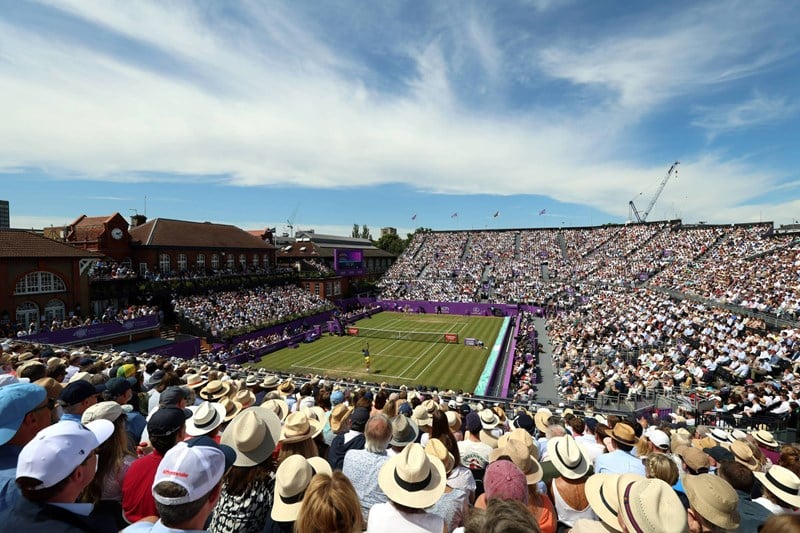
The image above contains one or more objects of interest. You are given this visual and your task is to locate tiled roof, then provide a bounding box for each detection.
[278,241,393,258]
[129,218,275,249]
[0,229,102,258]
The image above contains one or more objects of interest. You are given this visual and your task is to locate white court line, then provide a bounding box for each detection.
[397,341,438,377]
[412,343,450,381]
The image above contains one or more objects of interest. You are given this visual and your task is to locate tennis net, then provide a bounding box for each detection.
[346,327,458,344]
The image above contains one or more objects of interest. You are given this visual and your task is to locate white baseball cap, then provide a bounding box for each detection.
[16,419,114,489]
[647,428,670,451]
[152,436,236,505]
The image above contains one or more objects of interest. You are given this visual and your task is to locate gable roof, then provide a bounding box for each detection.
[0,229,102,258]
[129,218,275,249]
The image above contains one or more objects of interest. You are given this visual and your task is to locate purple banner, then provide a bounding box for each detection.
[148,337,202,359]
[22,315,161,345]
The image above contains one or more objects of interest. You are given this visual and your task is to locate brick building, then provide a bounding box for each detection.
[0,229,101,329]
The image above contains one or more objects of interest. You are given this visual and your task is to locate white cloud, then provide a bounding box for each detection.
[692,92,798,138]
[0,1,798,226]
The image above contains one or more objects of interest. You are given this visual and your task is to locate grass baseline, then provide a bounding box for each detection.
[251,312,505,391]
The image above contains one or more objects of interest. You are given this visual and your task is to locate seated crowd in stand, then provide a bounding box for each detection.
[2,345,799,532]
[172,284,332,338]
[1,305,160,339]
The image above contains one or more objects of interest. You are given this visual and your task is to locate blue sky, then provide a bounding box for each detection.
[1,1,799,237]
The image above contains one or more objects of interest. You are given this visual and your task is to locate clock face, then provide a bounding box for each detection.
[111,228,124,240]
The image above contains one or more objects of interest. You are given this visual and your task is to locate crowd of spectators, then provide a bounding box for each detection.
[2,342,799,532]
[3,305,160,340]
[172,284,332,338]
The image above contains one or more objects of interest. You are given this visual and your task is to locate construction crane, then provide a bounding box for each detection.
[286,205,299,238]
[629,161,680,223]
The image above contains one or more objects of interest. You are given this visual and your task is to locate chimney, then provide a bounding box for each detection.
[130,214,148,227]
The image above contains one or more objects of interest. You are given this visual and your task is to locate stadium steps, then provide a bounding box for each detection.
[411,233,428,260]
[532,316,559,404]
[160,324,178,340]
[744,236,799,261]
[557,232,569,261]
[514,231,521,259]
[461,235,471,260]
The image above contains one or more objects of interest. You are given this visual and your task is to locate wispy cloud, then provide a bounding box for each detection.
[0,1,798,226]
[692,92,798,138]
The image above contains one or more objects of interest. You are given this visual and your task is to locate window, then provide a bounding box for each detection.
[197,254,206,269]
[14,271,66,295]
[16,302,39,325]
[211,254,220,270]
[44,299,65,323]
[226,254,235,269]
[315,283,320,296]
[334,280,341,296]
[326,282,332,296]
[252,254,259,267]
[139,262,148,276]
[263,253,269,267]
[159,254,171,273]
[239,254,246,269]
[177,254,188,272]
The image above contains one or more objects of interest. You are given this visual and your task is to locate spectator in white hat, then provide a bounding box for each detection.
[123,436,236,533]
[5,419,116,532]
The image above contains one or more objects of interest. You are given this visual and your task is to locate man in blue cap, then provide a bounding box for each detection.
[105,377,145,446]
[0,383,52,512]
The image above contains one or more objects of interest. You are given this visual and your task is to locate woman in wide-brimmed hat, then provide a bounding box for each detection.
[277,411,323,464]
[754,464,800,513]
[265,454,332,533]
[208,407,282,533]
[199,379,231,402]
[425,439,469,531]
[546,434,596,529]
[367,443,446,532]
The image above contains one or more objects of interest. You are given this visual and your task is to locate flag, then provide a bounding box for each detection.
[493,210,499,218]
[411,213,417,221]
[451,212,458,218]
[538,208,547,215]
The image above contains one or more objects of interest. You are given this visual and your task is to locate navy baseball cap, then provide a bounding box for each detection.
[60,380,106,406]
[105,377,136,397]
[159,386,190,407]
[148,406,192,437]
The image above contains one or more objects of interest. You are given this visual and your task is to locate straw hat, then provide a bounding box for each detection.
[752,429,779,449]
[479,409,499,430]
[260,374,280,389]
[412,405,432,428]
[221,406,282,467]
[329,404,353,433]
[534,408,553,433]
[219,397,243,423]
[729,440,758,471]
[34,377,63,400]
[199,380,231,401]
[300,405,326,426]
[692,436,717,451]
[678,446,710,472]
[261,398,289,421]
[279,411,323,444]
[278,379,295,397]
[425,438,455,475]
[504,428,538,459]
[683,474,740,531]
[378,443,446,509]
[184,373,207,390]
[708,428,731,444]
[490,439,542,485]
[271,455,332,522]
[586,473,643,531]
[445,411,461,432]
[616,477,688,533]
[81,401,125,424]
[390,414,419,448]
[185,401,226,437]
[233,389,256,409]
[609,423,638,447]
[547,434,591,480]
[754,465,800,508]
[422,399,438,415]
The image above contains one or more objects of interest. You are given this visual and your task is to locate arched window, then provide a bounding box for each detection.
[239,254,246,269]
[211,254,219,270]
[197,254,206,269]
[159,254,171,273]
[226,254,235,269]
[14,271,66,295]
[16,301,39,326]
[44,299,65,323]
[252,254,259,267]
[177,254,188,272]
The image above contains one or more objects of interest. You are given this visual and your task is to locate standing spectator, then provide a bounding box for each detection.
[0,383,51,513]
[295,472,364,533]
[208,407,282,533]
[5,419,116,532]
[123,436,236,533]
[122,406,191,523]
[343,413,393,520]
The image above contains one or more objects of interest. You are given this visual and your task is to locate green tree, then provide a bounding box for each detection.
[360,224,371,240]
[351,223,360,238]
[375,232,406,255]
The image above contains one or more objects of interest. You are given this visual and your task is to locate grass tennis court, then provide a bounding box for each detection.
[251,312,506,392]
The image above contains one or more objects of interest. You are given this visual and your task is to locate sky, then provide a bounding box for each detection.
[1,0,799,238]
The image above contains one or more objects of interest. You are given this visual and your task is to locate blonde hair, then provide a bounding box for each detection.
[295,472,364,533]
[643,452,679,486]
